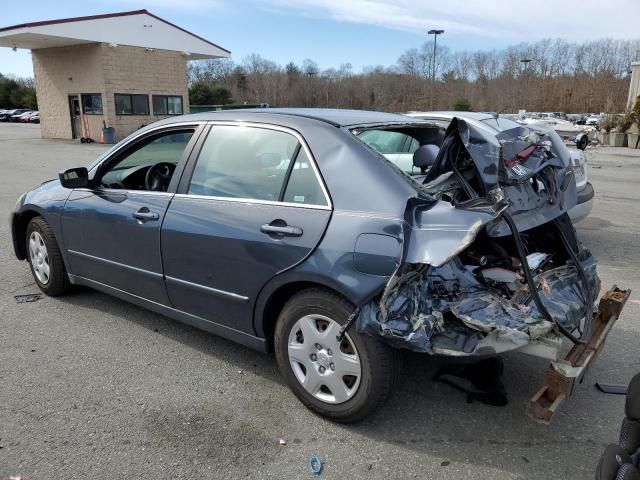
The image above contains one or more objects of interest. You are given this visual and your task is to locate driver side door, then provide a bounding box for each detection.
[61,125,202,304]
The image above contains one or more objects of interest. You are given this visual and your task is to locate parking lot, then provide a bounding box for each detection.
[1,122,639,479]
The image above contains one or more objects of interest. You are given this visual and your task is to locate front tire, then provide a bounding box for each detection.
[26,217,70,296]
[274,288,399,423]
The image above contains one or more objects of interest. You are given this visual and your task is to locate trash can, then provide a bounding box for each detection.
[102,127,116,144]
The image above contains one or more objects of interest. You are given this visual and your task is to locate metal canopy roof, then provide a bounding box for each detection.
[0,10,230,60]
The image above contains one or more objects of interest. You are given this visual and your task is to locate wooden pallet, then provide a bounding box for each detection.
[527,286,631,424]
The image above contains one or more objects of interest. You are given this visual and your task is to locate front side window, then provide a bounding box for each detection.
[153,95,183,115]
[100,129,194,191]
[188,125,326,206]
[115,94,149,115]
[81,94,103,114]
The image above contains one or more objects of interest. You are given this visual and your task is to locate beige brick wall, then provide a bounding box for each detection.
[629,62,640,110]
[32,43,190,141]
[102,45,189,141]
[32,44,106,140]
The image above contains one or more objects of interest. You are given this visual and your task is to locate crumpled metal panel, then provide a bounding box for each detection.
[422,118,578,237]
[357,253,599,356]
[515,253,599,331]
[404,201,495,267]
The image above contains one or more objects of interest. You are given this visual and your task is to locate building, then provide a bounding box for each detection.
[0,10,229,141]
[629,61,640,109]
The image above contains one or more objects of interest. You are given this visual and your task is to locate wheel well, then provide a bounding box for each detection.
[14,210,41,259]
[260,281,348,351]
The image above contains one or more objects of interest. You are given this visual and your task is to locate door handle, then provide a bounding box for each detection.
[133,208,159,222]
[260,223,303,237]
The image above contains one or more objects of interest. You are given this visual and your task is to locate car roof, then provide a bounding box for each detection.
[165,108,424,128]
[406,111,496,121]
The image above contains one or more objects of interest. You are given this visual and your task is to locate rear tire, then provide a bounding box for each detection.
[26,216,70,296]
[576,134,588,150]
[274,288,400,423]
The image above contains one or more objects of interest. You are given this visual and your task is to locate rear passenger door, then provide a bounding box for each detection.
[161,123,332,334]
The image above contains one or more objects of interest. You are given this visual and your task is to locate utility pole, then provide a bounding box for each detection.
[520,58,532,111]
[428,29,444,110]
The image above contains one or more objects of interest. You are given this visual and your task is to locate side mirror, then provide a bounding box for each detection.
[59,167,90,189]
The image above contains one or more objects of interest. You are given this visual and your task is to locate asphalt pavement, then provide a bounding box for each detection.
[1,123,639,479]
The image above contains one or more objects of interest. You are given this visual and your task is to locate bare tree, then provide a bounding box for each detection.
[186,38,639,114]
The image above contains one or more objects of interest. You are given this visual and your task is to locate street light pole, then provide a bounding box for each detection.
[520,58,532,111]
[428,29,444,110]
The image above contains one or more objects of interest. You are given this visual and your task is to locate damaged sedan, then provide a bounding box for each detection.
[10,108,625,423]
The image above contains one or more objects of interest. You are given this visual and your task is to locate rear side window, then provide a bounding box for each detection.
[283,149,328,206]
[188,125,326,206]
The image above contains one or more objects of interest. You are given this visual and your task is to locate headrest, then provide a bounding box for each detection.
[626,373,640,421]
[413,144,440,170]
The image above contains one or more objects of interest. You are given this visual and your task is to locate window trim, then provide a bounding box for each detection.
[114,93,150,116]
[177,121,332,210]
[152,95,184,116]
[81,93,103,115]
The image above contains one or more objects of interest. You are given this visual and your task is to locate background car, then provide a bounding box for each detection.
[8,109,31,122]
[585,115,600,126]
[405,111,594,223]
[0,109,21,121]
[18,110,36,122]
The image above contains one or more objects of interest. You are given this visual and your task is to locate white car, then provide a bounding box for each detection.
[402,111,593,223]
[585,115,600,126]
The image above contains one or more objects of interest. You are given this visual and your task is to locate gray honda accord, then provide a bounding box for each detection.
[11,108,599,422]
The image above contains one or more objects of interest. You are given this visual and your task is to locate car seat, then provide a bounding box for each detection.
[596,373,640,479]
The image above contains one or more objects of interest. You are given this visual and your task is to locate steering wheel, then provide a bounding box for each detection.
[145,162,175,191]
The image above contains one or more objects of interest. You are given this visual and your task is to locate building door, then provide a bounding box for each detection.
[68,96,81,139]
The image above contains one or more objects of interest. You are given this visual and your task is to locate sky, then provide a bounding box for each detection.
[1,0,639,78]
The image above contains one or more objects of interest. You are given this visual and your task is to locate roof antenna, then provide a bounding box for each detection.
[494,105,510,119]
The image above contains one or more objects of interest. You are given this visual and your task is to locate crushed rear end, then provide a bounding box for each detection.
[355,118,629,421]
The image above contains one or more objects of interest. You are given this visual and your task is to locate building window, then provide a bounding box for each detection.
[81,94,103,114]
[153,95,183,115]
[114,94,149,115]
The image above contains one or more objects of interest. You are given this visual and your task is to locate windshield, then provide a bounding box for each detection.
[479,117,520,131]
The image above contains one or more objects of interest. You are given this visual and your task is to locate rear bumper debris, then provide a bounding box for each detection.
[527,286,630,424]
[356,249,599,357]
